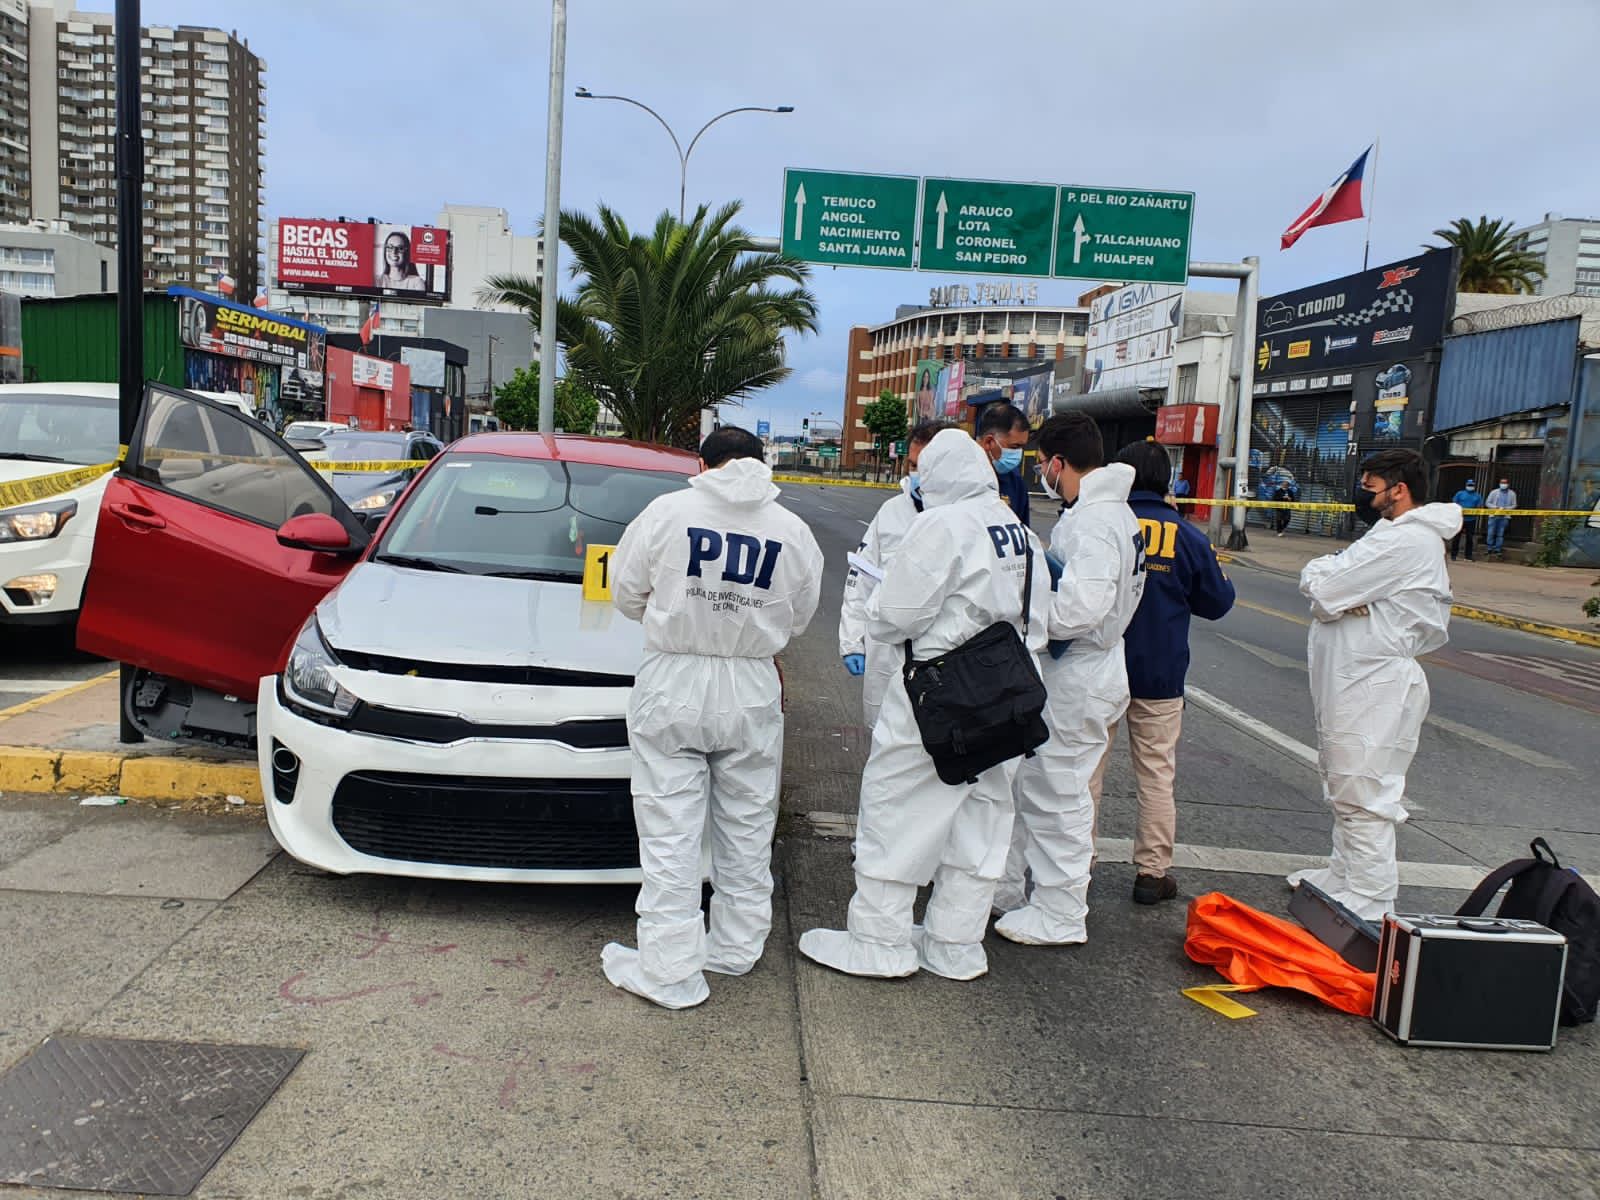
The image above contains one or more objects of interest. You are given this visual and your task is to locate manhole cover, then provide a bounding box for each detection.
[0,1035,303,1195]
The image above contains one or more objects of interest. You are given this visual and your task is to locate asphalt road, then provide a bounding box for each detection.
[0,622,107,713]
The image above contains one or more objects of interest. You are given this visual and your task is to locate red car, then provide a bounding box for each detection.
[79,383,698,882]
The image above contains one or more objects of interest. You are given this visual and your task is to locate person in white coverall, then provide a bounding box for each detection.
[799,429,1051,981]
[1289,448,1461,921]
[996,413,1146,946]
[838,421,947,728]
[604,427,823,1009]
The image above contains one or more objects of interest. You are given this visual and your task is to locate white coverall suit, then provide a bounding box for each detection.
[604,457,823,1008]
[996,462,1146,945]
[798,430,1051,981]
[839,478,922,729]
[1290,502,1461,921]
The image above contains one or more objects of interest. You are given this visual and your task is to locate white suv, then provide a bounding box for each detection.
[0,383,120,628]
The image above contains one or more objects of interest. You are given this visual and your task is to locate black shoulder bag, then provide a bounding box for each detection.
[901,543,1049,786]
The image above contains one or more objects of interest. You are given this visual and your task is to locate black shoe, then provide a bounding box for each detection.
[1133,873,1179,905]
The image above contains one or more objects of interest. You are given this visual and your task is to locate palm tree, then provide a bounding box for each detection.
[480,201,818,446]
[1427,217,1547,294]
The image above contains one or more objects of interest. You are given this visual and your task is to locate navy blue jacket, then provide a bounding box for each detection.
[996,467,1030,525]
[1123,490,1235,699]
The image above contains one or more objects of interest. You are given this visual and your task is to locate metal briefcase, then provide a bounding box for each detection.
[1373,914,1567,1051]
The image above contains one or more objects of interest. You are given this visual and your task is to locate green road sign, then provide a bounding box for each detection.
[1054,186,1195,284]
[782,169,918,270]
[918,177,1058,277]
[893,440,907,457]
[817,446,840,458]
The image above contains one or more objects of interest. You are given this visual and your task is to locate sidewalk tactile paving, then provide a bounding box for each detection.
[0,1035,302,1196]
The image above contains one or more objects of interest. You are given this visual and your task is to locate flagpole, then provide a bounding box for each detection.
[1362,137,1379,271]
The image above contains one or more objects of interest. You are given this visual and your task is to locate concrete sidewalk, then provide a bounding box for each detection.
[0,672,258,802]
[1223,528,1600,646]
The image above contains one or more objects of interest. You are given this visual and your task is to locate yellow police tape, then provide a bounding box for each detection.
[772,473,899,491]
[1173,497,1599,518]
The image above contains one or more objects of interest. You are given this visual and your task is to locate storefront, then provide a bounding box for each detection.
[172,287,326,424]
[324,346,412,431]
[1154,402,1219,517]
[1249,248,1456,535]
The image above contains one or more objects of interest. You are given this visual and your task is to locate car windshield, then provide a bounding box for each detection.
[284,422,336,440]
[319,434,407,462]
[375,452,691,579]
[0,392,119,465]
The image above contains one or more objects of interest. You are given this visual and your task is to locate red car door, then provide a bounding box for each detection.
[77,385,369,697]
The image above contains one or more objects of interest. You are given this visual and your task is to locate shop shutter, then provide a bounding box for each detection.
[1248,392,1355,536]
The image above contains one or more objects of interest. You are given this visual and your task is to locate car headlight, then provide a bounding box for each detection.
[0,498,77,542]
[282,616,359,719]
[351,487,400,512]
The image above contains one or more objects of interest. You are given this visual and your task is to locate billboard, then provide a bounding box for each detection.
[913,358,943,420]
[173,286,325,373]
[1085,281,1183,393]
[1008,362,1055,426]
[351,354,396,390]
[276,218,452,304]
[1254,247,1455,379]
[936,360,966,418]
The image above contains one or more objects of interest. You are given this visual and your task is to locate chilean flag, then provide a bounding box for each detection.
[1280,147,1371,250]
[359,302,381,345]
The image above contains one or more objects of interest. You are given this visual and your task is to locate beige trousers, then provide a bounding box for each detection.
[1088,696,1184,877]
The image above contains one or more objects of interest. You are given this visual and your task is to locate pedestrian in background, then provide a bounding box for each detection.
[800,430,1050,981]
[1273,481,1293,536]
[1289,448,1461,921]
[603,427,823,1009]
[995,413,1145,945]
[1485,476,1517,559]
[975,402,1032,526]
[1085,441,1236,904]
[839,421,946,729]
[1451,478,1482,561]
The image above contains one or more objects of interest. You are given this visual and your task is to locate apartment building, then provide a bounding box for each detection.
[1512,214,1600,298]
[7,2,264,295]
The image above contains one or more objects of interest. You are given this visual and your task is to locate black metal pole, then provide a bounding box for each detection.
[114,0,144,745]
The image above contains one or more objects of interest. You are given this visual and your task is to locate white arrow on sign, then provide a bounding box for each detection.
[792,182,807,242]
[934,191,948,251]
[1072,213,1090,264]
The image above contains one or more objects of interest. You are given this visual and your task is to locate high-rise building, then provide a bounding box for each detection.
[0,0,30,224]
[14,2,264,295]
[1511,214,1600,298]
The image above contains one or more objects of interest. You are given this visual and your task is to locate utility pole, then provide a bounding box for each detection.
[114,0,144,745]
[536,0,566,435]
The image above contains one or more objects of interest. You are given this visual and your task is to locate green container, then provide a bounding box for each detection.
[18,293,183,388]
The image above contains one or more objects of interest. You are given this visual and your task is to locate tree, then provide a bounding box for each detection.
[492,363,598,434]
[862,389,908,476]
[479,201,818,447]
[1427,217,1547,295]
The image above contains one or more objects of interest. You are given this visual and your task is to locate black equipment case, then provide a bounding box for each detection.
[1373,913,1567,1051]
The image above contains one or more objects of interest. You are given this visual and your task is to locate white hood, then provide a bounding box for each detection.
[1076,462,1135,506]
[318,562,642,676]
[917,429,997,509]
[1395,501,1463,539]
[689,456,778,507]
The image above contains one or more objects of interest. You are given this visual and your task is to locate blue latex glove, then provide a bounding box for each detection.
[842,654,866,676]
[1043,552,1065,589]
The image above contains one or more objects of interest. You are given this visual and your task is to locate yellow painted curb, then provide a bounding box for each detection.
[0,746,261,802]
[1449,605,1600,650]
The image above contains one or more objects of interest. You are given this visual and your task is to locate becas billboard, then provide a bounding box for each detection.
[276,218,452,304]
[1254,247,1455,379]
[1085,281,1184,393]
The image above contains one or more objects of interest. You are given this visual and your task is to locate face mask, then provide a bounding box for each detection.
[1354,487,1382,527]
[907,472,920,495]
[995,448,1023,474]
[1038,459,1060,501]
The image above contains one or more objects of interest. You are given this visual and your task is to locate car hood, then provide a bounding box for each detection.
[317,561,641,676]
[328,470,404,501]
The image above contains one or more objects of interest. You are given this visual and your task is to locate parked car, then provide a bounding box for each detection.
[282,420,347,449]
[77,383,699,882]
[310,429,444,526]
[0,382,120,627]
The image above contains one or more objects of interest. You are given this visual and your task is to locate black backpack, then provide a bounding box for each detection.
[1456,838,1600,1026]
[902,543,1049,786]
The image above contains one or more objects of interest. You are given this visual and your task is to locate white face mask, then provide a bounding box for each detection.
[1038,457,1061,501]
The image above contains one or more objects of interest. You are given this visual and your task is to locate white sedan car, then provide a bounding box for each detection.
[77,382,699,884]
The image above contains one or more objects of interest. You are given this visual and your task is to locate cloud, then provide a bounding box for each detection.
[798,367,845,395]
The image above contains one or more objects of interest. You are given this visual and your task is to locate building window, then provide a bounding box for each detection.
[1175,363,1198,405]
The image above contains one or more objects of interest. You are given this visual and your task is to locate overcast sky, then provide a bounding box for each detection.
[120,0,1600,435]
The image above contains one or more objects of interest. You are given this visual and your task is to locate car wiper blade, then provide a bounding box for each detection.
[483,568,582,582]
[0,451,69,462]
[373,553,469,573]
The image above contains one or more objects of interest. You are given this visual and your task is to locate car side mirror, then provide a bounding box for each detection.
[277,512,355,554]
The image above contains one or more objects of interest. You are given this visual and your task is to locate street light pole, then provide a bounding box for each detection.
[537,0,567,435]
[574,88,793,223]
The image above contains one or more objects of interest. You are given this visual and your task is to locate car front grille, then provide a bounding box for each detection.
[330,771,639,871]
[345,706,629,749]
[334,650,631,688]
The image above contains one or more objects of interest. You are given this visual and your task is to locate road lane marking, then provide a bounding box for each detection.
[1218,634,1305,672]
[1185,685,1319,769]
[803,813,1484,889]
[0,669,117,722]
[1424,713,1571,770]
[1233,598,1311,626]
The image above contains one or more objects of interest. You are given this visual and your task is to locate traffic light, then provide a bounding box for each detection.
[802,418,809,432]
